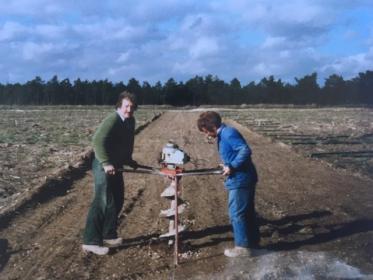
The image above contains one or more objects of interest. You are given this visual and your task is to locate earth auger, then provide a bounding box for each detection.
[120,141,223,266]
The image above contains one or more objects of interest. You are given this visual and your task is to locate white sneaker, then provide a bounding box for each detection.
[82,244,109,255]
[224,246,250,257]
[103,237,123,246]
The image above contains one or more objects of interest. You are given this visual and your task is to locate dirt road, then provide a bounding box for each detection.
[1,111,372,279]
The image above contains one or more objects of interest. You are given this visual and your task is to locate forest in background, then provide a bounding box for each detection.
[0,71,372,106]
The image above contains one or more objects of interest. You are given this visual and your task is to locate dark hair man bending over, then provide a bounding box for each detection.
[197,111,260,257]
[82,91,138,255]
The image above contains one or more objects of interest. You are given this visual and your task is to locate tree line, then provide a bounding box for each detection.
[0,71,372,106]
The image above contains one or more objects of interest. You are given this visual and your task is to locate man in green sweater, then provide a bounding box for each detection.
[82,91,138,255]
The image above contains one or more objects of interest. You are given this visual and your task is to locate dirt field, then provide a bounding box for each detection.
[221,108,373,180]
[0,107,161,212]
[1,111,372,279]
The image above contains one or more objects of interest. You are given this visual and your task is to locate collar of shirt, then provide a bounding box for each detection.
[217,123,225,136]
[116,109,126,122]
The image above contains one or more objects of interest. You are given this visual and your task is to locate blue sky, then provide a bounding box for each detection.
[0,0,372,85]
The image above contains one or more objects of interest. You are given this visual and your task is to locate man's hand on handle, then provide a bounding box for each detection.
[219,164,232,176]
[128,159,138,170]
[103,164,116,175]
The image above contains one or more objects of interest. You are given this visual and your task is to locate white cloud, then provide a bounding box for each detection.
[0,21,29,41]
[116,51,130,63]
[224,0,336,41]
[173,60,207,75]
[189,37,219,58]
[35,24,68,39]
[0,0,372,84]
[321,47,373,78]
[0,0,69,16]
[279,50,291,59]
[22,42,54,60]
[261,36,287,49]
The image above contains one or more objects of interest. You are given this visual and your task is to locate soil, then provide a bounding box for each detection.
[0,108,160,209]
[0,111,372,280]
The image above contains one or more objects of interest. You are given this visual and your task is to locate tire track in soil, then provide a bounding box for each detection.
[1,111,373,279]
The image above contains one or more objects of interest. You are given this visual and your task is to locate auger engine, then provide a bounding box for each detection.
[160,141,190,169]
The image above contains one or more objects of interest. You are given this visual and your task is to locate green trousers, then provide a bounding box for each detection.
[83,158,124,245]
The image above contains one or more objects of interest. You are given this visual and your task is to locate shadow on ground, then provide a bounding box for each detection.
[260,210,373,251]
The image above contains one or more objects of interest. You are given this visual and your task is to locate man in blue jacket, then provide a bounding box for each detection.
[197,111,260,257]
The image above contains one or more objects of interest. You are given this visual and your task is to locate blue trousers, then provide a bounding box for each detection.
[83,158,124,245]
[228,186,259,248]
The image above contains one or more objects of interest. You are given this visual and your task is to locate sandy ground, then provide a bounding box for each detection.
[0,111,372,280]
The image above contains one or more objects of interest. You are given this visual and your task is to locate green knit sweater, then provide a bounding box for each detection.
[92,112,135,166]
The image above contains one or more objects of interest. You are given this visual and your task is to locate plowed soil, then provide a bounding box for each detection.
[1,111,372,280]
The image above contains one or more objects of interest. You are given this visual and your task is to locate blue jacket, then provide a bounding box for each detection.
[217,124,258,190]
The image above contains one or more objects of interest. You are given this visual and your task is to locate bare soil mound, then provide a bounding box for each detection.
[1,111,372,279]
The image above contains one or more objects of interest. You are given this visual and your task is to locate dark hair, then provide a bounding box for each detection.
[115,91,137,109]
[197,111,222,132]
